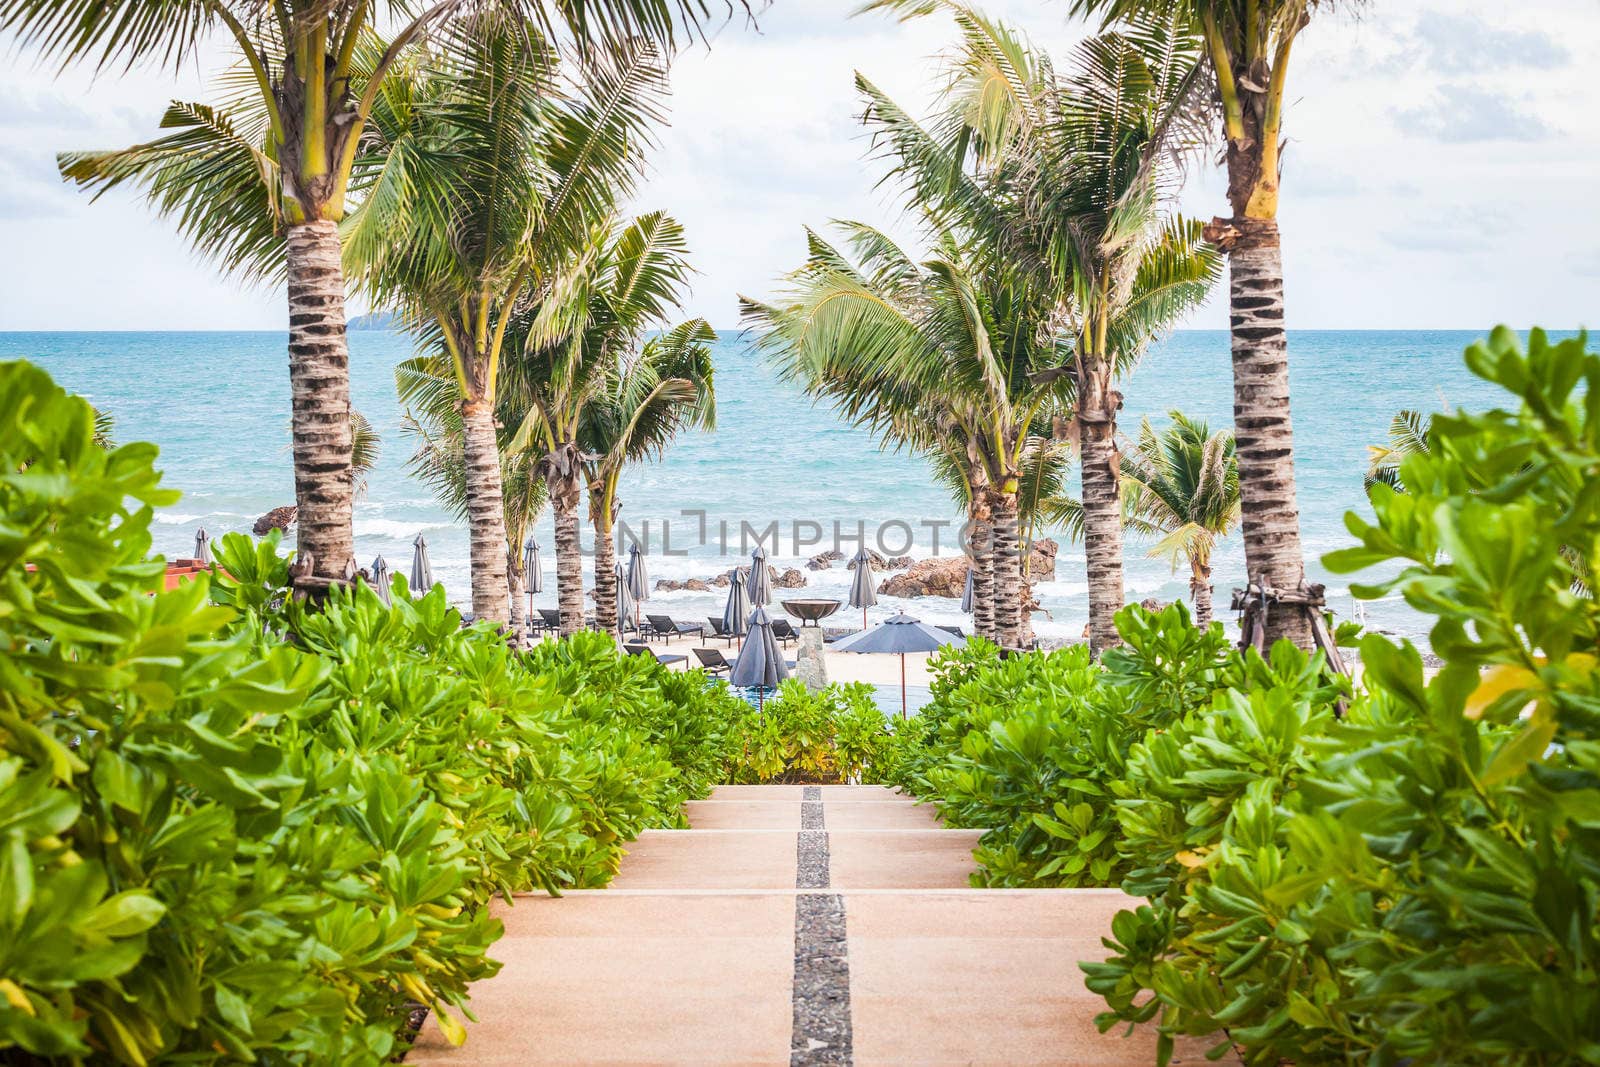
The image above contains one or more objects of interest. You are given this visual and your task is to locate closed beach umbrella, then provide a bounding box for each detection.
[746,546,772,606]
[831,612,961,719]
[194,527,212,566]
[960,567,975,614]
[523,537,543,594]
[848,547,877,629]
[615,562,635,635]
[721,568,750,641]
[730,605,789,707]
[370,555,393,606]
[410,532,434,594]
[626,543,650,627]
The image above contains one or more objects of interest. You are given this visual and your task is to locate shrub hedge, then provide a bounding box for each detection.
[896,329,1600,1065]
[0,360,743,1062]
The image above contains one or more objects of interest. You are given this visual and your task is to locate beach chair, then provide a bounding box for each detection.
[538,609,562,632]
[936,625,966,639]
[646,614,704,643]
[691,647,732,676]
[770,619,800,647]
[624,643,687,669]
[705,617,737,646]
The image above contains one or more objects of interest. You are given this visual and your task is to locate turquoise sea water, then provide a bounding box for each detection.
[1,328,1530,644]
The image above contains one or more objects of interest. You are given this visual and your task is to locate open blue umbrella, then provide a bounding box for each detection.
[370,555,393,606]
[746,546,772,607]
[721,568,750,642]
[615,562,635,636]
[730,605,789,707]
[832,613,960,718]
[625,543,650,628]
[194,528,212,566]
[410,533,434,594]
[848,547,877,629]
[960,566,975,614]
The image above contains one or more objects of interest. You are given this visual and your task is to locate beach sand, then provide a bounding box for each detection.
[544,628,938,687]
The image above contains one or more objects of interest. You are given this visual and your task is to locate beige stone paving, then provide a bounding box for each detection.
[410,785,1240,1066]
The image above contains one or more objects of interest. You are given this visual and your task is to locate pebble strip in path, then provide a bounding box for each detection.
[790,785,852,1065]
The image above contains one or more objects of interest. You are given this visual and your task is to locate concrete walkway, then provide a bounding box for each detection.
[409,785,1236,1066]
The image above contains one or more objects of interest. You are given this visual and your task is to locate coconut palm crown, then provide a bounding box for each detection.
[29,0,751,591]
[347,14,670,624]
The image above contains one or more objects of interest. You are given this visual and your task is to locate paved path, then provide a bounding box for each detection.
[410,785,1235,1066]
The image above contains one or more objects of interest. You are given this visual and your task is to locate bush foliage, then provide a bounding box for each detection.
[0,360,743,1062]
[726,679,895,784]
[898,330,1600,1064]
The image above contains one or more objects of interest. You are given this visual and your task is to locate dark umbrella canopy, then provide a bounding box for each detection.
[730,605,789,690]
[615,562,635,632]
[831,613,960,655]
[194,528,212,566]
[626,543,650,603]
[746,546,772,606]
[410,533,434,594]
[831,613,960,719]
[960,567,975,614]
[721,568,750,636]
[523,537,543,594]
[370,555,393,606]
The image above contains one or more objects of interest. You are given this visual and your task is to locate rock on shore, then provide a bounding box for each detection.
[877,539,1059,599]
[655,564,807,593]
[254,505,297,536]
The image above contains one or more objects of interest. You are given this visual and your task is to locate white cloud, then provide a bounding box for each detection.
[1,0,1597,332]
[1392,85,1555,143]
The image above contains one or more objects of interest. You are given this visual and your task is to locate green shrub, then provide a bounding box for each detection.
[726,680,893,783]
[1086,328,1600,1066]
[0,359,747,1063]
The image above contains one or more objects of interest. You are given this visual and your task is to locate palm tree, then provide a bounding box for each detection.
[1047,412,1238,626]
[34,0,749,594]
[837,2,1218,653]
[582,320,717,635]
[395,355,548,637]
[347,15,668,624]
[1068,0,1341,650]
[743,223,1073,648]
[1366,409,1430,492]
[1122,413,1239,625]
[501,211,697,636]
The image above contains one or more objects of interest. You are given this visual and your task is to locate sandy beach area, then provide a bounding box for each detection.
[547,628,939,688]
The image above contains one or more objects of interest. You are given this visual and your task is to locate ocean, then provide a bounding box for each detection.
[2,328,1529,646]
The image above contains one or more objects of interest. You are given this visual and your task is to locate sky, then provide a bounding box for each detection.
[1,0,1596,332]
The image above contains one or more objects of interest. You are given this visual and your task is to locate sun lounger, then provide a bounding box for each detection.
[936,625,966,639]
[770,619,800,646]
[538,609,562,632]
[646,614,704,643]
[691,647,732,676]
[623,643,687,669]
[705,617,737,646]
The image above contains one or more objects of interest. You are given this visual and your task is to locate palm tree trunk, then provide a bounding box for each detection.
[551,474,585,637]
[1080,417,1124,656]
[285,220,354,584]
[461,399,509,625]
[1190,559,1213,628]
[968,494,995,642]
[507,555,526,645]
[1210,217,1313,650]
[592,495,618,637]
[989,487,1023,648]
